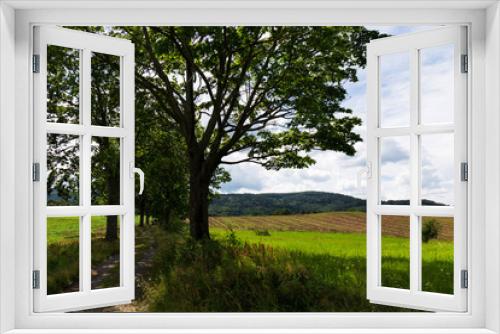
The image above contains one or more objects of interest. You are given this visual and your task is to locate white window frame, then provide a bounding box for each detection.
[366,26,468,312]
[32,26,136,312]
[0,1,499,333]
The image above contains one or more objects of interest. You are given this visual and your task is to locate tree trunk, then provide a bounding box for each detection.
[160,207,171,227]
[105,215,118,241]
[105,157,120,241]
[189,170,211,240]
[139,197,145,227]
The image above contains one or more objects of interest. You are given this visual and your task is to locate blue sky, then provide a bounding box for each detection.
[221,26,455,205]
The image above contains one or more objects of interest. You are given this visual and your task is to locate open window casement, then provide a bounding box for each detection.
[366,26,468,312]
[33,26,136,312]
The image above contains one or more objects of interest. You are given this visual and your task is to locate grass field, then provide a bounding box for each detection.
[209,212,454,240]
[46,211,454,311]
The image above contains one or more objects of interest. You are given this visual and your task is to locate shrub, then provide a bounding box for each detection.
[255,230,271,236]
[422,219,441,243]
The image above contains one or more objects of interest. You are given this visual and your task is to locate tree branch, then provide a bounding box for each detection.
[141,27,186,127]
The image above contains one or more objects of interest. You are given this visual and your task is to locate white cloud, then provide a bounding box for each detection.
[220,25,456,205]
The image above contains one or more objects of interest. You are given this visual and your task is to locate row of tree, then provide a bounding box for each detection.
[47,26,383,240]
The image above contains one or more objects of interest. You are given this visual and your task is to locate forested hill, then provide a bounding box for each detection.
[209,192,446,216]
[209,191,366,216]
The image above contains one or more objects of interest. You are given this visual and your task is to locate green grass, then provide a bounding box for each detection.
[45,215,455,310]
[211,228,454,295]
[46,216,120,294]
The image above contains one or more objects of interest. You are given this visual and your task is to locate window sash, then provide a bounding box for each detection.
[366,26,468,312]
[32,26,135,313]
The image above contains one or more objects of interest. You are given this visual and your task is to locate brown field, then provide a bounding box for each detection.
[209,212,453,241]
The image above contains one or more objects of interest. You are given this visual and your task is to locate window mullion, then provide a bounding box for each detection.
[409,47,421,293]
[81,48,92,293]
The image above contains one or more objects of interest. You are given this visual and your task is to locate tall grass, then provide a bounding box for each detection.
[47,216,119,294]
[46,217,454,311]
[142,229,404,312]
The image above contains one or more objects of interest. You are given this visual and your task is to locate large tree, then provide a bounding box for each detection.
[122,26,382,240]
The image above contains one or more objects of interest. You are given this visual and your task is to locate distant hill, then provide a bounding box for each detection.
[209,192,446,216]
[209,191,366,216]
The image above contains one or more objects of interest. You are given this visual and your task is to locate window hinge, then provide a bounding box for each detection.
[461,162,468,182]
[33,55,40,73]
[461,269,468,289]
[32,270,40,289]
[461,54,468,73]
[32,54,40,73]
[32,162,40,182]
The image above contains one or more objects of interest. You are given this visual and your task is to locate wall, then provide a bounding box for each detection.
[0,2,16,333]
[485,2,500,332]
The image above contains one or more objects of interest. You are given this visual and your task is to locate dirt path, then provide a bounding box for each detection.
[84,227,157,312]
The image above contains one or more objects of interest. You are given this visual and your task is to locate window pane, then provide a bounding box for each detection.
[91,52,121,127]
[91,216,120,289]
[421,133,454,206]
[91,137,121,205]
[47,45,80,124]
[421,216,454,294]
[420,44,454,125]
[47,216,80,294]
[379,52,410,128]
[380,136,410,204]
[47,134,80,206]
[381,215,410,289]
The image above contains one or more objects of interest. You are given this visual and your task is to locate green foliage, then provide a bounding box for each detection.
[125,26,383,168]
[47,241,80,295]
[117,26,385,238]
[46,44,80,205]
[422,218,441,243]
[255,230,271,236]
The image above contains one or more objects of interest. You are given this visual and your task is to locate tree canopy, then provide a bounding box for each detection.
[120,26,382,239]
[49,26,384,240]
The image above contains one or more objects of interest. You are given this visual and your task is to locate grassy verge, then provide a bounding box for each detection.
[46,216,454,311]
[210,228,454,298]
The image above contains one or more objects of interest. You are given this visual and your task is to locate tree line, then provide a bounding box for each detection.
[47,26,384,240]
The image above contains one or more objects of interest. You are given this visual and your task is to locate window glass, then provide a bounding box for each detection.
[47,45,80,124]
[381,215,410,289]
[47,134,80,206]
[379,52,410,128]
[421,133,454,206]
[91,137,121,206]
[420,44,454,125]
[91,216,121,290]
[380,136,411,204]
[91,52,121,127]
[421,216,454,294]
[47,216,80,294]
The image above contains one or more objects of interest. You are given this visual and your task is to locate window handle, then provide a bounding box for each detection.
[130,162,145,195]
[134,168,145,195]
[356,162,372,188]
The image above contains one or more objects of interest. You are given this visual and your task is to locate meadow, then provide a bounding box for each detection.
[45,212,454,311]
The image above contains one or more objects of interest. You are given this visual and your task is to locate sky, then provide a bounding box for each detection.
[219,25,456,206]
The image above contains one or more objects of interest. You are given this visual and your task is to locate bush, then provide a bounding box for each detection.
[422,219,441,243]
[255,230,271,236]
